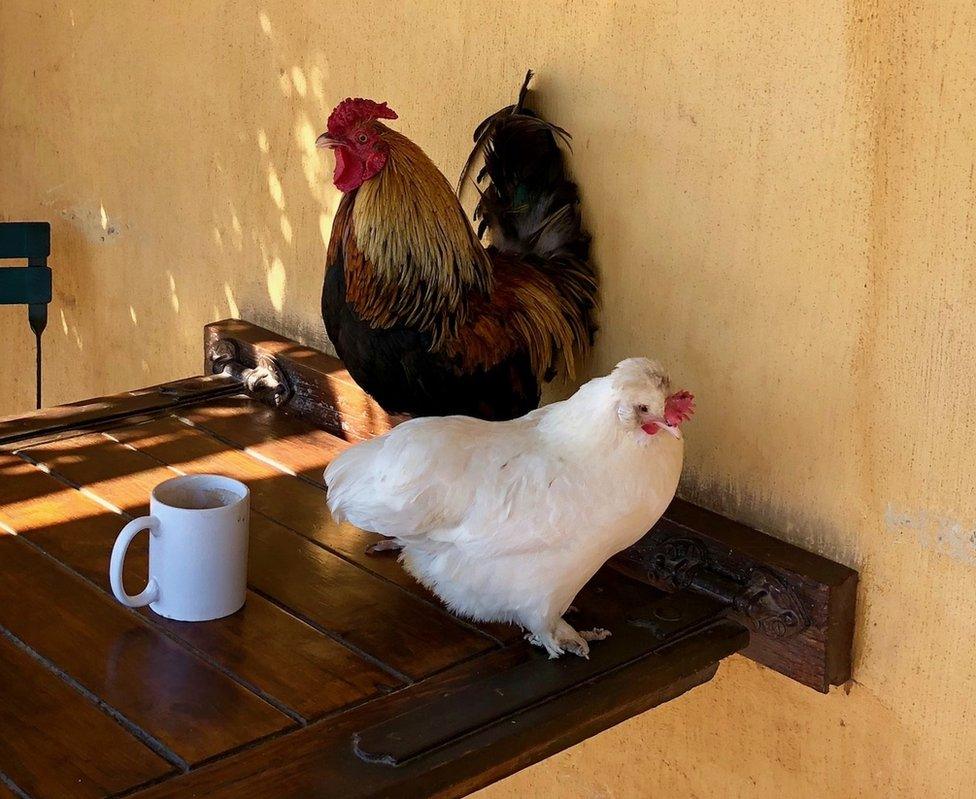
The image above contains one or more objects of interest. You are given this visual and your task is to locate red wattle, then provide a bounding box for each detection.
[333,148,364,192]
[641,422,660,435]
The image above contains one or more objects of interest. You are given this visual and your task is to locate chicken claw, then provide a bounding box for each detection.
[525,620,612,659]
[365,537,403,555]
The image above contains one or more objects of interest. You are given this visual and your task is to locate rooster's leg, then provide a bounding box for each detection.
[366,537,403,555]
[579,627,612,642]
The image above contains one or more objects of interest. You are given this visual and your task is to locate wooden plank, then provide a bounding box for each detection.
[16,436,495,680]
[0,780,20,799]
[104,416,424,590]
[247,515,494,678]
[612,498,858,691]
[204,319,410,441]
[0,450,154,595]
[0,535,293,766]
[0,374,239,446]
[132,614,746,799]
[0,449,400,718]
[353,587,727,766]
[177,396,349,486]
[0,634,174,799]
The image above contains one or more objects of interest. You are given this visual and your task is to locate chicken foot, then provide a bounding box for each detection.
[525,618,612,659]
[365,537,403,555]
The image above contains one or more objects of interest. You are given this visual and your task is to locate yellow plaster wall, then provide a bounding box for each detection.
[2,2,974,796]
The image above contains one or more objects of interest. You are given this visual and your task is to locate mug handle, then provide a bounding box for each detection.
[110,516,160,607]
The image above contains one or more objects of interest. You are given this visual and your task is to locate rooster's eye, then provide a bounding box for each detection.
[637,404,648,414]
[357,133,368,143]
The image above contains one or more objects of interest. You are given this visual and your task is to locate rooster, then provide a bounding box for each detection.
[324,358,695,658]
[317,72,597,420]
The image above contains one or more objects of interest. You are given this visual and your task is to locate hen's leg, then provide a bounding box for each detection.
[525,618,612,659]
[524,630,564,658]
[366,537,403,555]
[553,618,592,658]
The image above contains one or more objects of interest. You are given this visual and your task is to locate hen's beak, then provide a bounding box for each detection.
[660,423,682,440]
[640,419,682,439]
[315,133,341,149]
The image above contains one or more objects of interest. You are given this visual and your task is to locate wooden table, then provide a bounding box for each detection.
[0,321,855,799]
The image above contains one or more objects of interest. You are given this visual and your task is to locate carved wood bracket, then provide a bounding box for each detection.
[208,338,293,407]
[645,536,808,639]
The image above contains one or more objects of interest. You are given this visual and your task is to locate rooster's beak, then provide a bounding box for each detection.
[315,133,341,149]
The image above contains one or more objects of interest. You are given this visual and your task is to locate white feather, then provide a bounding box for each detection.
[324,358,687,657]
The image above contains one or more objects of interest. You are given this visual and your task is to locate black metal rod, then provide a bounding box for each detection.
[34,332,42,409]
[28,301,47,411]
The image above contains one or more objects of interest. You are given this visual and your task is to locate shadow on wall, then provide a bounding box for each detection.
[204,8,339,352]
[2,5,351,414]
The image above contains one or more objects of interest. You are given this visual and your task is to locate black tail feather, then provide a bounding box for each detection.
[458,71,598,370]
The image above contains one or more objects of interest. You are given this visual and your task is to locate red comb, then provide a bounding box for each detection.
[327,98,398,135]
[664,391,695,426]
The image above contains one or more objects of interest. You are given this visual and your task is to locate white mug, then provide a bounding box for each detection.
[109,474,250,621]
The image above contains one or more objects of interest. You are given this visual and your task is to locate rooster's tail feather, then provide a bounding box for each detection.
[458,71,598,379]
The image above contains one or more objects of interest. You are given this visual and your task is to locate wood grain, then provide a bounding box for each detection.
[0,634,174,799]
[177,396,349,486]
[248,515,495,677]
[353,586,727,766]
[16,433,495,680]
[132,605,746,799]
[1,449,400,718]
[0,535,292,766]
[0,374,238,446]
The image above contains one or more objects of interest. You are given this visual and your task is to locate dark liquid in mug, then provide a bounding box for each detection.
[166,487,241,510]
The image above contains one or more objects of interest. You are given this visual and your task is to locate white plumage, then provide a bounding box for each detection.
[325,357,694,658]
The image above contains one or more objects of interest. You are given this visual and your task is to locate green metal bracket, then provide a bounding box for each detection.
[0,265,52,305]
[0,222,52,409]
[0,222,50,260]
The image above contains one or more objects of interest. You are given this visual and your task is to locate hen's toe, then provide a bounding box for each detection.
[365,538,403,555]
[580,627,612,642]
[560,636,591,658]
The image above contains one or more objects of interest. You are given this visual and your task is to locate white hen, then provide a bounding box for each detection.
[324,357,695,658]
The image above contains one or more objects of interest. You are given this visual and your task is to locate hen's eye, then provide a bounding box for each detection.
[637,404,648,414]
[357,133,368,143]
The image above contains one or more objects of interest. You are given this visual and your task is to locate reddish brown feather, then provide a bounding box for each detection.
[327,126,594,381]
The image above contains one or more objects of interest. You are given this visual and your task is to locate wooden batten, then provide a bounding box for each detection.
[0,373,240,447]
[613,502,857,692]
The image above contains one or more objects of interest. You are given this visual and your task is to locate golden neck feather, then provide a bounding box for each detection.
[350,128,492,339]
